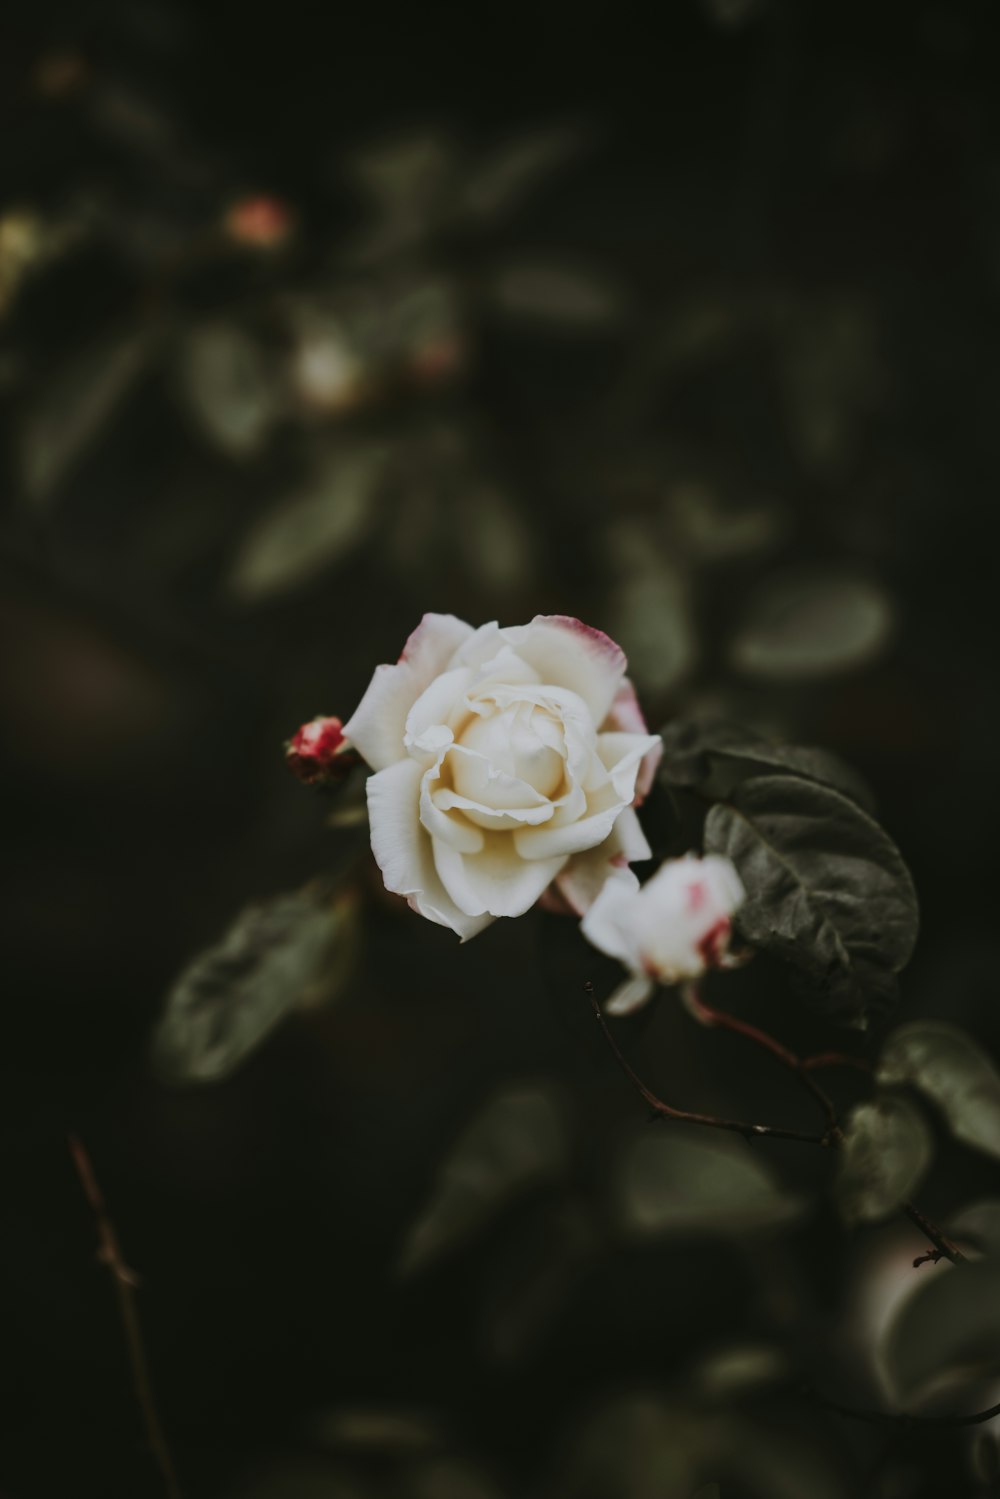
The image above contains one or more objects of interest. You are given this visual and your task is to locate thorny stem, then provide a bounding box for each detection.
[586,985,991,1428]
[68,1135,182,1499]
[808,1390,1000,1429]
[586,986,830,1147]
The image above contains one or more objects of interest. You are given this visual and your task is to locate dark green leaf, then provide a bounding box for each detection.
[561,1395,710,1499]
[227,442,387,601]
[836,1095,933,1224]
[616,1131,803,1239]
[397,1084,570,1277]
[882,1260,1000,1407]
[659,718,876,812]
[175,323,278,457]
[152,885,356,1084]
[704,775,918,1023]
[877,1022,1000,1163]
[488,263,623,328]
[948,1200,1000,1257]
[730,569,895,681]
[479,1200,597,1365]
[20,330,151,501]
[461,125,587,220]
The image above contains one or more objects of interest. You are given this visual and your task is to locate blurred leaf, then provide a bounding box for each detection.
[694,1344,788,1400]
[560,1395,710,1499]
[404,1458,505,1499]
[781,300,883,474]
[310,1407,444,1455]
[20,330,152,501]
[836,1095,933,1224]
[948,1200,1000,1257]
[659,718,876,812]
[881,1260,1000,1407]
[461,125,586,220]
[730,568,895,681]
[705,775,918,1023]
[346,130,457,259]
[152,884,356,1084]
[455,485,536,593]
[227,442,387,602]
[670,479,785,563]
[480,1200,598,1365]
[176,322,278,457]
[397,1084,570,1277]
[226,1458,364,1499]
[488,262,623,328]
[877,1022,1000,1163]
[616,1131,803,1240]
[605,523,696,694]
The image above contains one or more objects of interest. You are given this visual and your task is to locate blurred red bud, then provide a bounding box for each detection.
[224,195,295,249]
[285,716,355,785]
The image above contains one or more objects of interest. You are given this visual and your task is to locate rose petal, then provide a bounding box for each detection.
[404,666,475,763]
[502,615,627,723]
[580,877,642,967]
[596,731,663,804]
[605,679,663,802]
[432,834,568,919]
[344,613,474,770]
[553,807,651,915]
[604,975,656,1016]
[367,758,492,940]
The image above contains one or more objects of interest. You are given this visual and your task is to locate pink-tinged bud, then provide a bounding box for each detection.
[285,716,354,784]
[581,854,746,1015]
[223,195,295,249]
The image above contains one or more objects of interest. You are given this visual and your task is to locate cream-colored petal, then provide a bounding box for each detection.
[432,834,568,919]
[367,758,491,939]
[605,679,663,802]
[344,613,474,770]
[596,731,663,803]
[604,975,656,1016]
[500,615,626,723]
[580,876,643,968]
[553,807,651,915]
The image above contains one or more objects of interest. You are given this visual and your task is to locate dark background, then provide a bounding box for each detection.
[2,1,1000,1495]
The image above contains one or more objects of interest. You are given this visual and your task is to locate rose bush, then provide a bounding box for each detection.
[343,613,662,938]
[582,854,745,1013]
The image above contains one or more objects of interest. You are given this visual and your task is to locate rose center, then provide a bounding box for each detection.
[452,706,564,807]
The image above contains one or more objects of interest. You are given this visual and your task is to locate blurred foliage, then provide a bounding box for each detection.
[2,1,1000,1497]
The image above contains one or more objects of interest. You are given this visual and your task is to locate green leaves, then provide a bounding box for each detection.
[704,774,918,1023]
[729,568,895,682]
[616,1131,803,1240]
[836,1096,933,1224]
[881,1259,1000,1408]
[226,442,388,602]
[397,1084,570,1277]
[152,884,356,1084]
[877,1022,1000,1163]
[659,718,875,812]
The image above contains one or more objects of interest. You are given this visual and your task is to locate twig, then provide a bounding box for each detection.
[588,983,966,1267]
[68,1134,181,1499]
[586,986,831,1147]
[808,1388,1000,1428]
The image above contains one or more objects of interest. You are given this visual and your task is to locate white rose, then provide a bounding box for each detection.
[343,613,662,940]
[581,854,745,1014]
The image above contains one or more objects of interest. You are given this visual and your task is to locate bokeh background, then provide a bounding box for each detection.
[2,1,1000,1495]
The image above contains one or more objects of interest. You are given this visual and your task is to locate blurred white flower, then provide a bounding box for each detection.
[582,854,745,1014]
[344,613,661,939]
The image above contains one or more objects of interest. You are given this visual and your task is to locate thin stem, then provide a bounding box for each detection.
[902,1201,966,1268]
[809,1389,1000,1428]
[589,983,966,1267]
[68,1135,182,1499]
[587,987,831,1147]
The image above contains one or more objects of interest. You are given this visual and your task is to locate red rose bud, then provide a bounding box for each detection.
[224,195,295,249]
[285,716,355,785]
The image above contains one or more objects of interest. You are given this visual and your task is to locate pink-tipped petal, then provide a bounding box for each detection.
[503,615,627,724]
